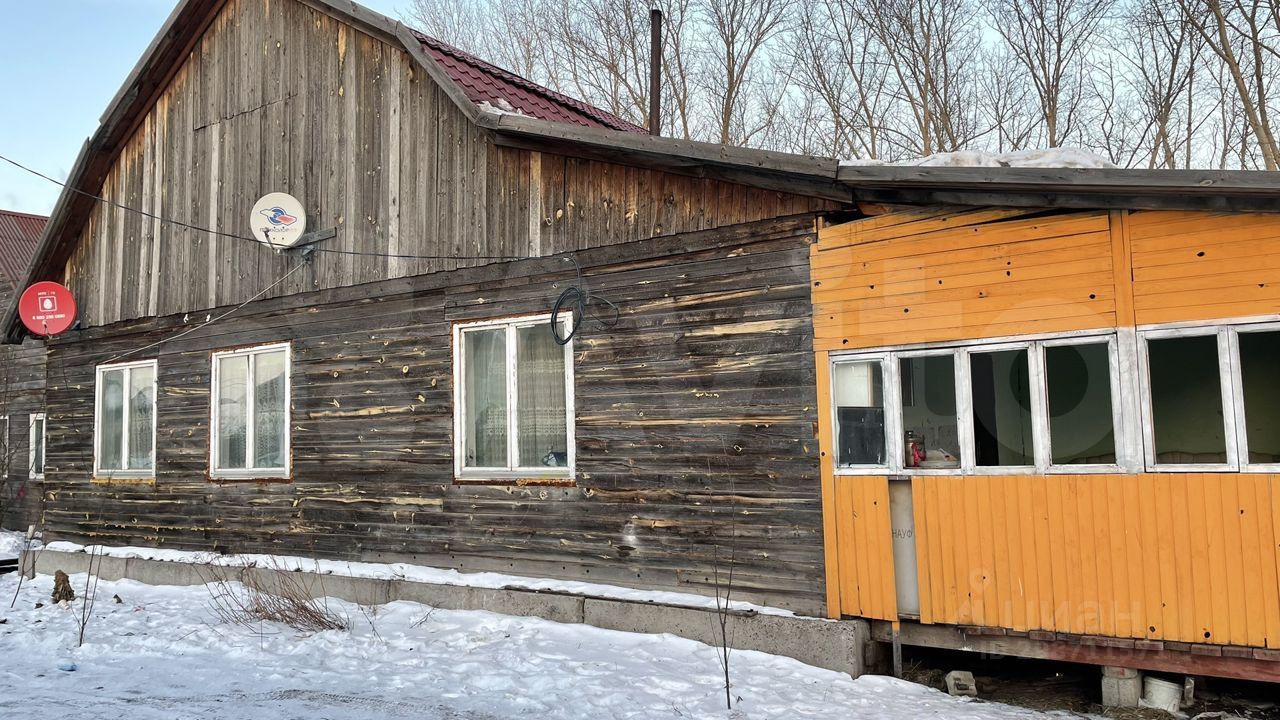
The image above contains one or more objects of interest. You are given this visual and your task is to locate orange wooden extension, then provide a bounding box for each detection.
[814,207,1280,660]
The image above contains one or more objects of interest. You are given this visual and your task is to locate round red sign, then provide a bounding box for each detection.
[18,281,78,336]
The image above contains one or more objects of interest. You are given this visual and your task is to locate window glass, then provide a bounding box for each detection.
[217,355,249,470]
[99,368,126,471]
[1239,330,1280,465]
[31,416,45,476]
[128,365,155,470]
[833,360,886,466]
[1148,335,1227,464]
[516,325,567,467]
[254,350,288,469]
[463,328,508,468]
[970,349,1034,466]
[899,355,959,468]
[1046,343,1116,465]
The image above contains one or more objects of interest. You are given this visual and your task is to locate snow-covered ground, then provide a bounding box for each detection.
[0,569,1070,719]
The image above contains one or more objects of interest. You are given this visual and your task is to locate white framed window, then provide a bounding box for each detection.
[1231,324,1280,472]
[210,343,291,479]
[830,331,1127,475]
[29,413,45,479]
[94,359,158,478]
[1138,327,1237,472]
[453,314,575,480]
[1137,320,1280,473]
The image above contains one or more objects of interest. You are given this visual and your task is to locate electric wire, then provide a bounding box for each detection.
[101,260,309,365]
[551,255,619,344]
[0,153,523,262]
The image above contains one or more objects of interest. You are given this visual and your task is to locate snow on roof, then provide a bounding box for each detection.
[840,148,1116,169]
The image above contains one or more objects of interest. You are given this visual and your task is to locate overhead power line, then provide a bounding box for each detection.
[0,153,524,262]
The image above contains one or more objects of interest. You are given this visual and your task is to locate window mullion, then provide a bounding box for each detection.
[884,354,904,473]
[1220,329,1242,470]
[1114,329,1143,473]
[1028,343,1050,473]
[956,349,975,473]
[246,352,257,470]
[507,325,519,471]
[121,367,131,472]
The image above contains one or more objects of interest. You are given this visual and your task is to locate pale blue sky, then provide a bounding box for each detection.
[0,0,405,216]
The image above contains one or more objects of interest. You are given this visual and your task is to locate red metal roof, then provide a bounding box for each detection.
[414,32,647,134]
[0,209,45,291]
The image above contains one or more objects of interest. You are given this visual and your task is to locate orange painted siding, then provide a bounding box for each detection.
[910,475,1280,649]
[828,475,898,620]
[1129,210,1280,326]
[812,209,1118,351]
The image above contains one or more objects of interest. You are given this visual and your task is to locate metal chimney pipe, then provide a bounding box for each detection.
[649,7,662,136]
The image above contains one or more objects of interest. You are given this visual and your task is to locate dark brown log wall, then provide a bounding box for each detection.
[1,339,47,530]
[39,215,826,614]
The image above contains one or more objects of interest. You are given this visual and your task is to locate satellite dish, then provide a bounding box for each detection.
[250,192,308,248]
[19,281,78,336]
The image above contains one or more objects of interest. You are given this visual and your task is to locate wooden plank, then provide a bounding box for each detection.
[1109,210,1137,327]
[1237,474,1267,647]
[1261,475,1280,649]
[815,350,841,619]
[1187,474,1214,642]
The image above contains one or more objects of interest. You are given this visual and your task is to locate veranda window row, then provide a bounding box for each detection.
[829,321,1280,475]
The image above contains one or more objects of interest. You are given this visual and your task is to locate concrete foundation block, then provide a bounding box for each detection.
[582,598,868,677]
[32,549,868,677]
[945,670,978,697]
[1101,666,1143,708]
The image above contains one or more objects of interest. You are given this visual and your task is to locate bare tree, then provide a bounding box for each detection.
[984,0,1114,147]
[850,0,990,156]
[1174,0,1280,169]
[1116,0,1206,167]
[698,0,792,145]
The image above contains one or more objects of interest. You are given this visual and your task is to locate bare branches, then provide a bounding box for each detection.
[984,0,1114,147]
[202,559,350,635]
[401,0,1278,168]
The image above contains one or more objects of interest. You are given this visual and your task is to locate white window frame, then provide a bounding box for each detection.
[830,329,1128,476]
[29,413,46,480]
[829,353,895,473]
[1230,321,1280,473]
[1138,326,1240,472]
[94,359,159,479]
[452,313,575,481]
[1040,335,1133,474]
[210,342,292,479]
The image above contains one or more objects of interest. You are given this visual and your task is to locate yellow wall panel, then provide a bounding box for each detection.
[893,474,1280,648]
[1128,209,1280,326]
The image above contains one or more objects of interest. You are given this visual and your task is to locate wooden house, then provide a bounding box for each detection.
[0,208,47,528]
[0,0,839,616]
[3,0,1280,686]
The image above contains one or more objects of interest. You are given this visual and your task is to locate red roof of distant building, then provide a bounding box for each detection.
[414,32,647,134]
[0,209,46,291]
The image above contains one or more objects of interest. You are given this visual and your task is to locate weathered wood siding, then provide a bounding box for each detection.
[60,0,831,329]
[0,339,47,530]
[41,216,826,613]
